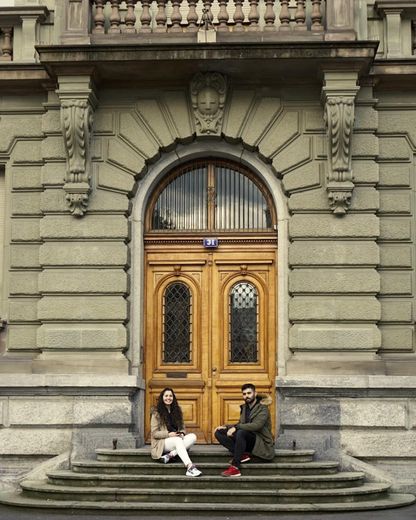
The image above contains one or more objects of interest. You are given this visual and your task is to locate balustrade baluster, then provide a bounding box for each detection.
[0,27,12,61]
[233,0,244,31]
[155,0,168,32]
[109,0,121,33]
[311,0,323,31]
[125,0,137,32]
[248,0,259,31]
[294,0,306,30]
[278,0,290,31]
[92,0,106,33]
[186,0,199,31]
[140,0,152,32]
[217,0,229,31]
[170,0,183,32]
[263,0,276,30]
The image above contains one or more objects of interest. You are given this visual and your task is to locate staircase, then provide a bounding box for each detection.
[0,446,414,512]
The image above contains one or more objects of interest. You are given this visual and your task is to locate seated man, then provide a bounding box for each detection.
[214,383,275,477]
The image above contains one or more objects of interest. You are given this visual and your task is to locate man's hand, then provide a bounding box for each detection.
[226,427,236,437]
[214,425,227,433]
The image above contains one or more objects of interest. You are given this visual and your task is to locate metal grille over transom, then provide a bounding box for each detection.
[162,282,192,363]
[150,161,274,232]
[229,282,258,363]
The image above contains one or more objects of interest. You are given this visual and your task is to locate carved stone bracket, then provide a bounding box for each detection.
[321,72,359,215]
[190,72,227,135]
[57,76,97,217]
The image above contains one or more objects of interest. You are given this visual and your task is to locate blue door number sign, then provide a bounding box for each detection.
[203,238,219,248]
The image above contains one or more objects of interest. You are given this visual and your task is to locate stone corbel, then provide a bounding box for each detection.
[57,76,97,217]
[321,72,360,215]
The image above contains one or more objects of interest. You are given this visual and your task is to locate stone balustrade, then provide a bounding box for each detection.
[90,0,325,35]
[0,6,49,63]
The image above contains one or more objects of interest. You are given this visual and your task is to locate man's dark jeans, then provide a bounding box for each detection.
[215,428,256,468]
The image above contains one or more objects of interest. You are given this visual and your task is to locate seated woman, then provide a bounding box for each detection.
[150,387,202,477]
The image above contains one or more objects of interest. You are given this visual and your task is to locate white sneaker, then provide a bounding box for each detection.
[186,464,202,477]
[160,454,171,464]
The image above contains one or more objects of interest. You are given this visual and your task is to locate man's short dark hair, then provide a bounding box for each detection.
[241,383,256,392]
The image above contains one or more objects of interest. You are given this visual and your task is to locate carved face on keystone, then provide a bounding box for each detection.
[197,86,220,116]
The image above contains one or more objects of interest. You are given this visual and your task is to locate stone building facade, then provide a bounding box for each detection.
[0,0,416,493]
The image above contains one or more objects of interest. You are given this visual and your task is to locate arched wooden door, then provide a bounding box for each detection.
[144,160,277,443]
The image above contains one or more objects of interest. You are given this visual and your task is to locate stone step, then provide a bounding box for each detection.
[95,447,315,463]
[20,480,392,504]
[71,460,340,476]
[47,470,365,490]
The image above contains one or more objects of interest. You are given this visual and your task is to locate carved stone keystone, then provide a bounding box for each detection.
[321,71,359,215]
[190,72,227,135]
[57,76,97,217]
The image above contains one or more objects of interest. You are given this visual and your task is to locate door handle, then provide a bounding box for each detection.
[212,367,217,373]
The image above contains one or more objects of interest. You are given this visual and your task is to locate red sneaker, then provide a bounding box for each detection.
[222,465,241,477]
[241,453,251,463]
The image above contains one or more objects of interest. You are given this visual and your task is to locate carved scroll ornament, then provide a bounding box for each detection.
[190,72,227,135]
[324,96,355,215]
[61,99,94,217]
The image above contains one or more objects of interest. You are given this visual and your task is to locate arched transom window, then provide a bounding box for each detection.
[149,160,275,232]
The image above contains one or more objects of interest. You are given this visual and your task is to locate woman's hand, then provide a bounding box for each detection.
[168,432,179,437]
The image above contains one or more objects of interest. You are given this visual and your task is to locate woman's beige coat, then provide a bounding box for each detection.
[150,408,185,460]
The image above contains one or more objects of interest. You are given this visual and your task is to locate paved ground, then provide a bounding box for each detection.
[0,503,416,520]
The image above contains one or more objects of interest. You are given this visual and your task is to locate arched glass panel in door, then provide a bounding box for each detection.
[229,281,258,363]
[162,282,192,363]
[150,160,275,232]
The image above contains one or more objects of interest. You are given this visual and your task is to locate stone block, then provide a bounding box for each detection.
[94,111,115,135]
[9,298,39,322]
[37,296,127,321]
[39,269,127,294]
[7,325,38,350]
[10,165,42,190]
[281,162,321,194]
[379,218,411,240]
[135,99,174,148]
[97,163,135,194]
[354,105,378,132]
[273,136,312,175]
[380,300,413,322]
[107,138,145,175]
[352,161,379,184]
[39,242,128,267]
[42,110,61,134]
[239,97,281,148]
[379,245,412,268]
[11,218,40,242]
[40,215,128,240]
[380,326,414,351]
[73,397,131,425]
[223,89,257,140]
[380,272,412,295]
[289,214,379,239]
[119,112,159,160]
[289,186,378,212]
[0,428,73,455]
[12,140,43,164]
[289,241,379,267]
[0,116,42,153]
[37,324,127,350]
[379,164,411,187]
[378,136,411,161]
[41,136,66,160]
[41,162,66,186]
[379,191,411,214]
[289,296,380,321]
[378,110,416,148]
[161,91,193,140]
[258,111,300,159]
[41,187,129,214]
[9,272,39,295]
[304,109,325,132]
[10,245,40,268]
[11,192,41,216]
[289,269,379,294]
[351,133,378,158]
[341,431,416,458]
[290,324,381,351]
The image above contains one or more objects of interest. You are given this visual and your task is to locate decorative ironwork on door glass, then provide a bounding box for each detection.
[229,282,258,363]
[162,282,192,363]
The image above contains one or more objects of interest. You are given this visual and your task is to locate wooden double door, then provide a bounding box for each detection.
[144,242,277,443]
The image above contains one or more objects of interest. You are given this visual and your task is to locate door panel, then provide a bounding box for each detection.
[145,247,276,443]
